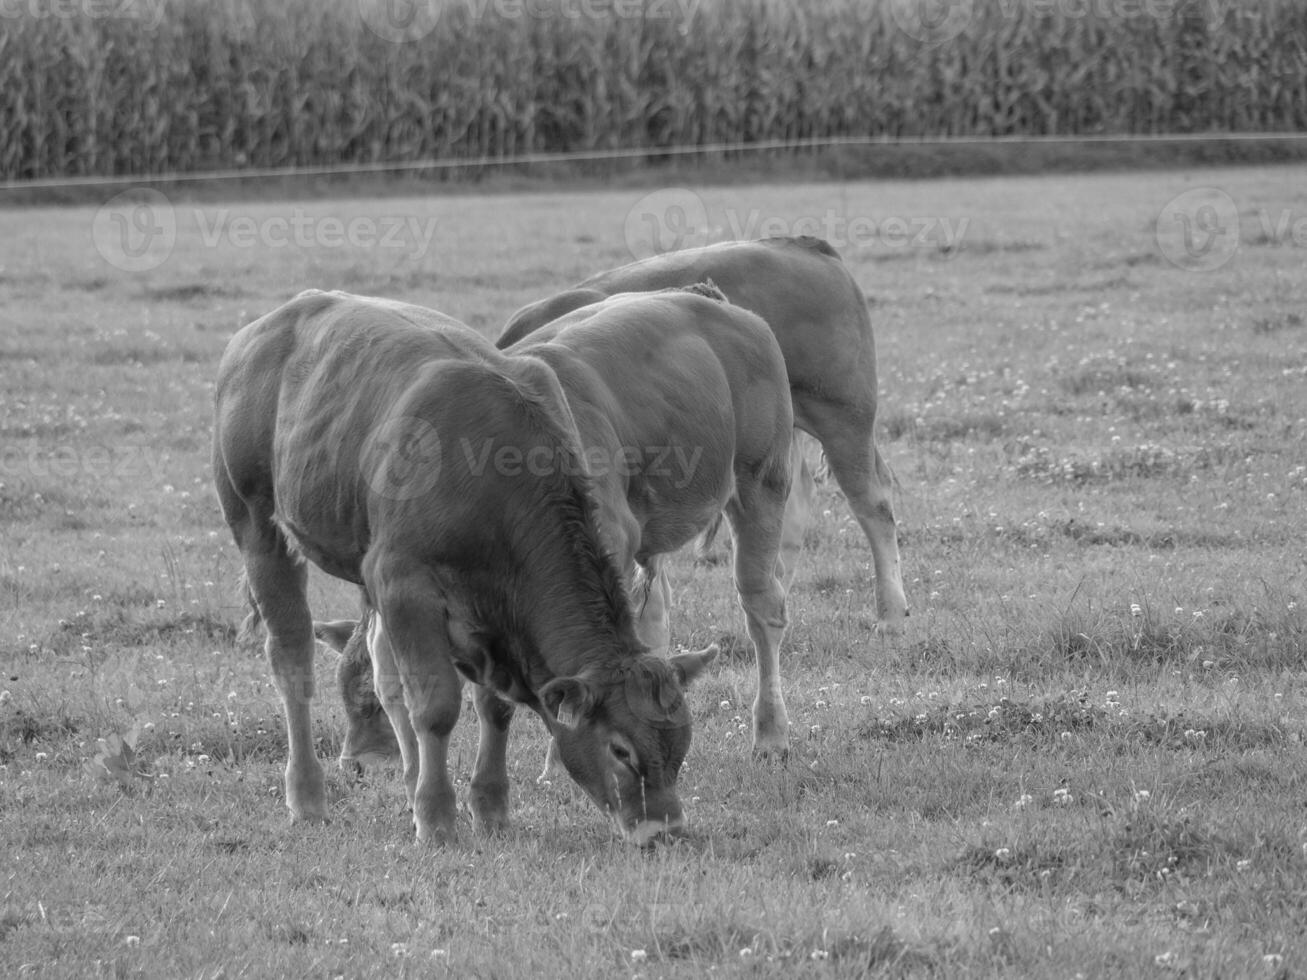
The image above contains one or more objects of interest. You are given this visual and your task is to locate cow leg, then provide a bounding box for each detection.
[470,685,514,833]
[798,406,909,634]
[369,566,463,844]
[776,439,816,592]
[725,468,791,759]
[368,618,420,810]
[319,616,402,775]
[631,558,671,656]
[230,514,325,823]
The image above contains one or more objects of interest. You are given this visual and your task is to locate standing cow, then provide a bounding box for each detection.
[213,290,718,844]
[326,284,798,779]
[501,236,908,633]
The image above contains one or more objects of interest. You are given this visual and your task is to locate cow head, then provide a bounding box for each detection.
[540,645,717,846]
[315,619,401,773]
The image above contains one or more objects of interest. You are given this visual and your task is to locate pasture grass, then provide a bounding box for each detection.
[2,166,1306,978]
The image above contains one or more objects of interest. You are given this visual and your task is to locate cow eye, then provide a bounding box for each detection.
[610,742,635,768]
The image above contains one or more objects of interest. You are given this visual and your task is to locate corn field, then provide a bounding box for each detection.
[1,0,1304,181]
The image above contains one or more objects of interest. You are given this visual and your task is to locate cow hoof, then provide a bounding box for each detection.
[751,738,790,762]
[415,825,457,846]
[873,616,908,639]
[474,815,511,836]
[290,808,329,825]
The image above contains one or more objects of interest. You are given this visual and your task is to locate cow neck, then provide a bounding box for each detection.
[507,470,644,684]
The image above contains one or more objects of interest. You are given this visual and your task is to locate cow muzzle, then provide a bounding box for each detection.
[624,814,687,847]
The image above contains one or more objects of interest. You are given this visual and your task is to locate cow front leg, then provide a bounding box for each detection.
[470,685,514,833]
[372,567,463,844]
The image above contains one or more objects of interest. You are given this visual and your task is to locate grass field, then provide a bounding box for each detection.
[2,166,1306,978]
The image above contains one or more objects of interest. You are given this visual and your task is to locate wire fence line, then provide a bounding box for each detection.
[3,131,1306,192]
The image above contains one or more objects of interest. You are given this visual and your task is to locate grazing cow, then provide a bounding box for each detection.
[330,283,797,773]
[501,236,908,633]
[519,284,795,754]
[212,290,716,844]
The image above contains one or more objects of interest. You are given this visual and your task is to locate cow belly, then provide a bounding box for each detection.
[272,512,366,584]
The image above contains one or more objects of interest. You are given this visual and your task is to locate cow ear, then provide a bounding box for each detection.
[314,619,358,653]
[670,644,718,687]
[539,676,598,729]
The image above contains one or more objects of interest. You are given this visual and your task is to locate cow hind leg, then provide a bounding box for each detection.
[800,405,909,634]
[470,685,514,833]
[696,435,814,590]
[368,618,421,811]
[370,566,463,844]
[776,440,817,592]
[725,468,791,760]
[631,558,671,657]
[234,515,326,823]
